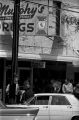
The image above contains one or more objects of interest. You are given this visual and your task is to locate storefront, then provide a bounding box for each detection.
[5,59,66,93]
[0,0,79,103]
[0,57,78,103]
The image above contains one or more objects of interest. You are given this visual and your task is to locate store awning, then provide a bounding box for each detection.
[19,53,79,63]
[0,51,79,64]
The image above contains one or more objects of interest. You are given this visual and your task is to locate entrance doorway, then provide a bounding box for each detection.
[75,72,79,85]
[5,68,32,103]
[6,69,12,85]
[33,68,66,93]
[6,68,32,89]
[19,69,31,90]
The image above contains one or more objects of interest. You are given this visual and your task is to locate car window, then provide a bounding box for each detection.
[0,100,6,108]
[29,96,49,105]
[36,96,49,105]
[51,95,70,105]
[28,97,36,105]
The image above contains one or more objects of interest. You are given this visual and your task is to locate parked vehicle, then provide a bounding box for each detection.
[7,93,79,120]
[0,100,39,120]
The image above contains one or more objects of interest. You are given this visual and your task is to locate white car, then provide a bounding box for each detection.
[0,100,39,120]
[7,93,79,120]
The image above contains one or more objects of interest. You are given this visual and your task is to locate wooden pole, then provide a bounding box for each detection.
[11,0,20,103]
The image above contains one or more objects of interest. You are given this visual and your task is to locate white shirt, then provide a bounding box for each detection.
[62,83,73,93]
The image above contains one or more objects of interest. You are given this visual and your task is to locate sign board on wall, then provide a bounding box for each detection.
[0,0,48,36]
[0,0,57,58]
[31,61,46,68]
[60,3,79,57]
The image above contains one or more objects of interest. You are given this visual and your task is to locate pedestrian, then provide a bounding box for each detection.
[6,83,10,104]
[74,82,79,99]
[62,78,73,94]
[21,80,34,104]
[53,81,61,93]
[6,76,20,104]
[33,78,41,93]
[44,79,54,93]
[6,82,16,104]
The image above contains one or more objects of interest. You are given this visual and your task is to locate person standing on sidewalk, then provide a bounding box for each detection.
[74,82,79,99]
[21,80,34,104]
[62,78,73,94]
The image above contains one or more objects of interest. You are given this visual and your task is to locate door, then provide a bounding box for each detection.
[49,95,73,120]
[0,108,39,120]
[27,95,50,120]
[19,69,31,89]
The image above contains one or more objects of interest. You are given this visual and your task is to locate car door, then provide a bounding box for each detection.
[49,95,73,120]
[0,107,39,120]
[27,95,50,120]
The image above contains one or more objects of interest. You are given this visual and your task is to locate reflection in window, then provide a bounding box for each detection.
[36,96,49,105]
[0,101,6,108]
[29,96,49,105]
[28,97,36,105]
[51,96,70,105]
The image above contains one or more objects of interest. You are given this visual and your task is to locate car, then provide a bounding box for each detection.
[7,93,79,120]
[0,100,39,120]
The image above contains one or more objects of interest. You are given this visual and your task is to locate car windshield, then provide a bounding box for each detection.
[26,97,34,104]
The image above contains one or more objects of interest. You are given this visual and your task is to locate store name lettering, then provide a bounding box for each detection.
[0,2,45,18]
[1,22,34,32]
[61,14,79,25]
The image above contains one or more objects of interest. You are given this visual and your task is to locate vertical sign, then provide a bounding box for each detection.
[36,16,47,35]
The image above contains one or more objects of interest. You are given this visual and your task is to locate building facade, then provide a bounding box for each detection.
[0,0,79,102]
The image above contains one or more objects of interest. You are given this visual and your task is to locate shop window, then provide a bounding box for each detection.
[19,69,31,90]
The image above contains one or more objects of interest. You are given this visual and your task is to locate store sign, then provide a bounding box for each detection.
[38,21,45,29]
[0,2,45,18]
[32,61,46,68]
[36,16,47,35]
[0,0,48,36]
[1,22,34,32]
[0,0,56,58]
[73,61,79,67]
[61,4,79,58]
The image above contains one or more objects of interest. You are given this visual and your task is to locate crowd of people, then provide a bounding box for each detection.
[6,78,79,104]
[45,78,79,96]
[6,79,34,104]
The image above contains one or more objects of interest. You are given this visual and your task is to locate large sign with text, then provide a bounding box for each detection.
[60,3,79,57]
[0,0,57,59]
[0,0,48,36]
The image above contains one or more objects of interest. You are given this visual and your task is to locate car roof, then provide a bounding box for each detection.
[34,93,73,97]
[34,93,79,106]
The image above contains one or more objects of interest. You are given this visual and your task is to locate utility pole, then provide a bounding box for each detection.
[11,0,20,103]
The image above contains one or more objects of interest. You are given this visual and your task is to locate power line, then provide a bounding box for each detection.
[10,0,79,14]
[19,0,79,14]
[62,2,79,9]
